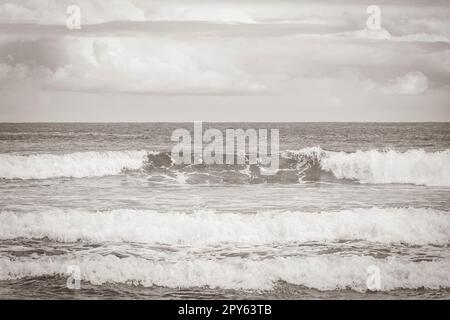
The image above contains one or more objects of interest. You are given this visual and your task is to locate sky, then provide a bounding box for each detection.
[0,0,449,122]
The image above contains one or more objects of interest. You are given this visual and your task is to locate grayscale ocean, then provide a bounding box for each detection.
[0,122,449,299]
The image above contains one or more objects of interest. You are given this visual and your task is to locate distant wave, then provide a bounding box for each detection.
[1,255,449,291]
[0,131,145,138]
[1,207,449,245]
[1,147,449,186]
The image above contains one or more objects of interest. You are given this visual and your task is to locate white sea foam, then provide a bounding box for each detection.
[1,147,450,185]
[1,255,449,291]
[286,147,450,186]
[0,150,148,179]
[0,207,448,245]
[322,149,450,186]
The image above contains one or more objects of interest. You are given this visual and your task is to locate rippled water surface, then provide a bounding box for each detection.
[0,123,449,299]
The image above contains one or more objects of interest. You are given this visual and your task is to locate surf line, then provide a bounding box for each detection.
[170,121,279,175]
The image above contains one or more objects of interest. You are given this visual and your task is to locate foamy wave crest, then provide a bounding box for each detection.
[1,208,449,245]
[285,147,450,186]
[1,255,449,291]
[0,151,148,179]
[2,147,450,184]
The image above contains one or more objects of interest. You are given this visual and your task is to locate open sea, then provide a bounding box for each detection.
[0,122,449,299]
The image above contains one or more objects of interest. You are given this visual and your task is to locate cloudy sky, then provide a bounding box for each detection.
[0,0,449,122]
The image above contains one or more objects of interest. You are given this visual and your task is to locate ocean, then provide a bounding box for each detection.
[0,122,449,299]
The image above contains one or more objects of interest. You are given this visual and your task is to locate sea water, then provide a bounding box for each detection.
[0,122,449,299]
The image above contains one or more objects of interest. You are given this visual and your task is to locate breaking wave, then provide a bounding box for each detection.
[0,150,148,179]
[0,147,449,186]
[1,207,449,245]
[143,147,450,186]
[1,255,449,291]
[306,147,450,187]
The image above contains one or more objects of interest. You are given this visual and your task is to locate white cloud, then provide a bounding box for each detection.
[0,2,34,20]
[382,71,429,95]
[0,0,145,24]
[328,28,450,43]
[149,4,256,24]
[1,37,266,95]
[0,0,449,51]
[396,33,450,43]
[0,29,445,97]
[0,0,448,35]
[335,28,392,40]
[387,17,450,39]
[0,62,49,81]
[0,0,449,121]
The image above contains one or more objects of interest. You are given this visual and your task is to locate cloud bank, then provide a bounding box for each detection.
[0,0,449,121]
